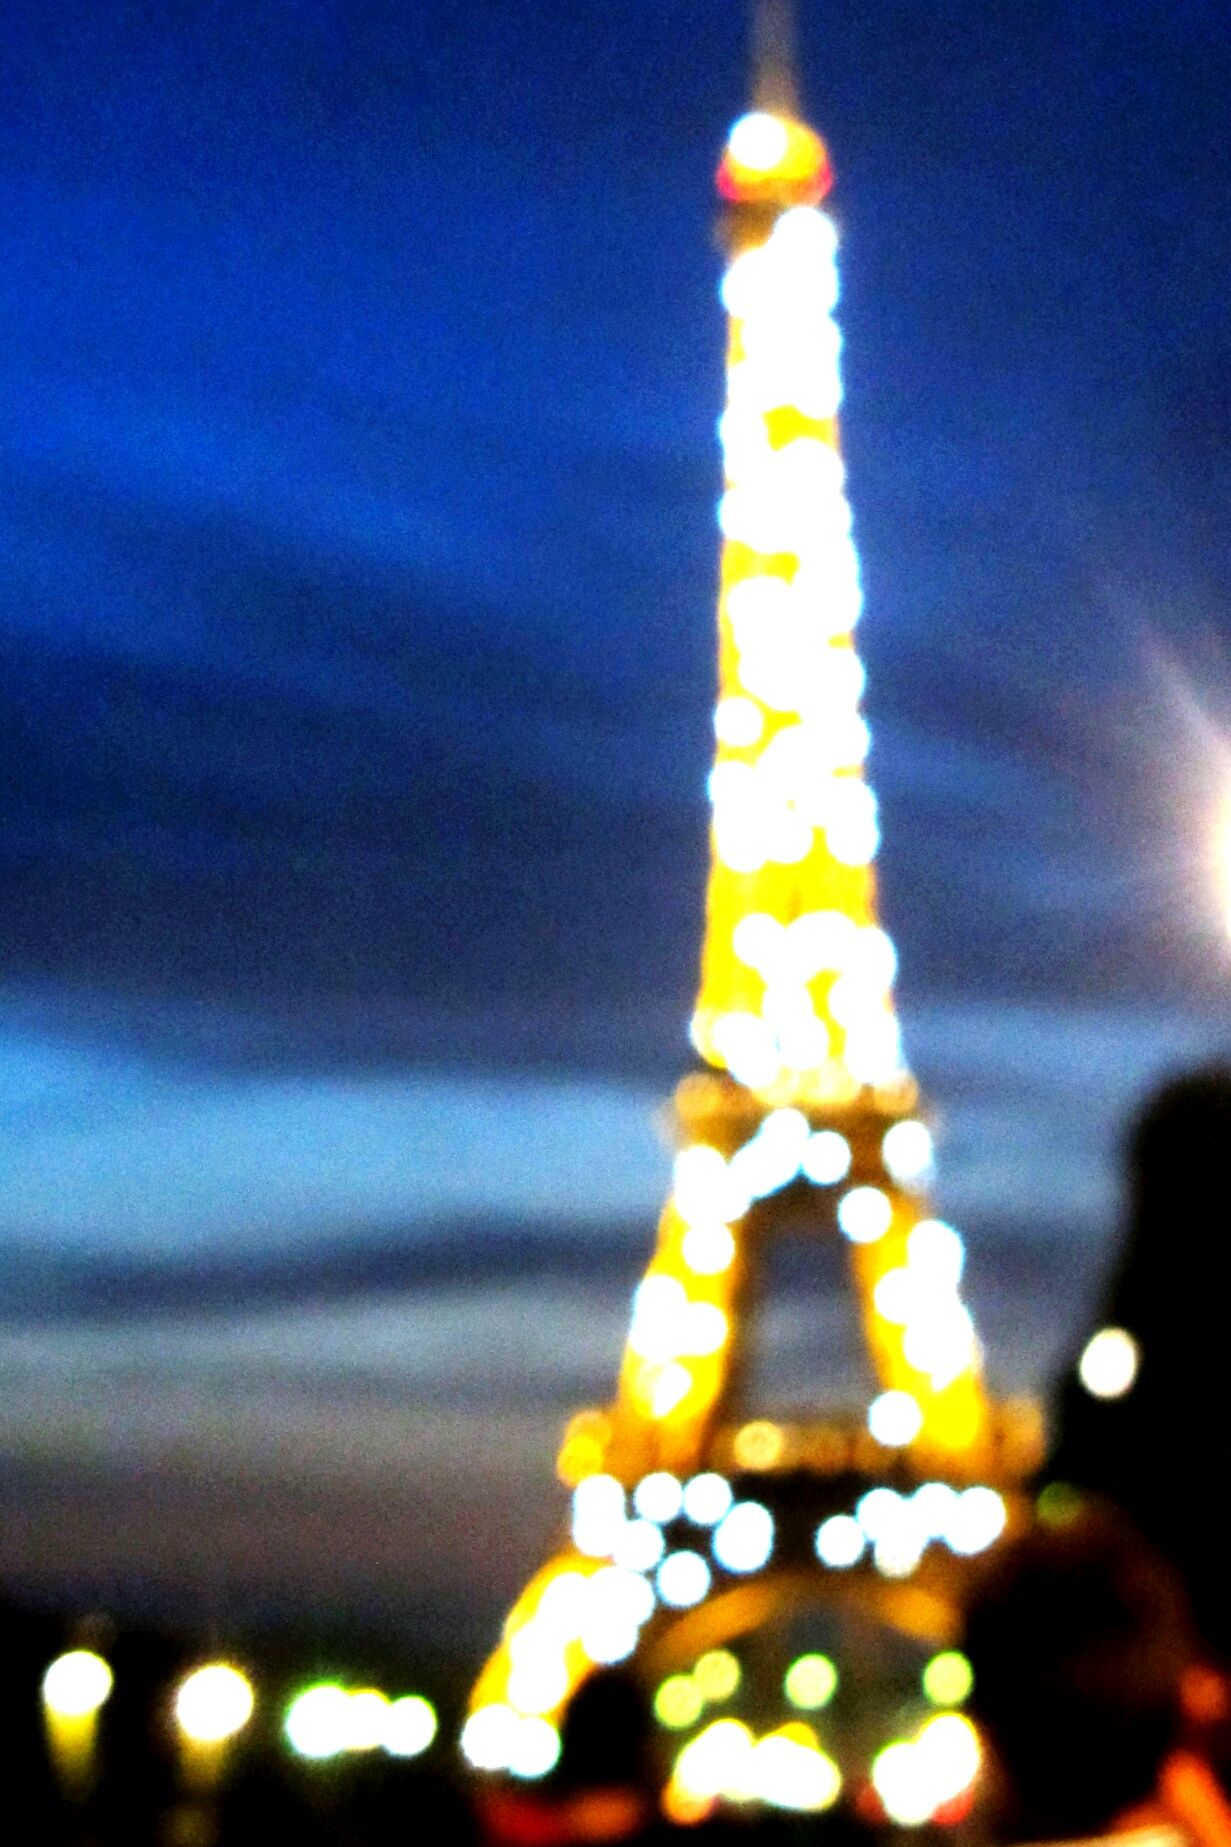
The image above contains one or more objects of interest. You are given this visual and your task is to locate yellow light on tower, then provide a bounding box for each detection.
[922,1650,974,1708]
[718,111,832,207]
[694,1648,742,1703]
[784,1653,837,1711]
[655,1675,704,1730]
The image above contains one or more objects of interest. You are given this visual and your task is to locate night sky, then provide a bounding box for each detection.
[4,0,1231,1650]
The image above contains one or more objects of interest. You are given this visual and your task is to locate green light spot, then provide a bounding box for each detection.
[1037,1481,1086,1528]
[284,1683,350,1759]
[654,1675,704,1730]
[784,1653,838,1711]
[694,1649,741,1702]
[922,1651,974,1707]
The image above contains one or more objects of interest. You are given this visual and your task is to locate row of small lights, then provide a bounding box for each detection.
[655,1624,980,1825]
[679,1106,930,1230]
[460,1470,1006,1780]
[655,1643,971,1732]
[630,1456,983,1824]
[47,1636,985,1820]
[574,1469,1007,1592]
[663,1707,981,1826]
[39,1652,438,1761]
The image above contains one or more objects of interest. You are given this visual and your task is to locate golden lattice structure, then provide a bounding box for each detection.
[463,6,1042,1816]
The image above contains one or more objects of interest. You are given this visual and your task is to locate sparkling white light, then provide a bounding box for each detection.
[868,1389,923,1447]
[656,1551,713,1609]
[1078,1326,1140,1400]
[883,1119,934,1185]
[682,1473,734,1526]
[633,1471,684,1524]
[802,1129,851,1184]
[572,1475,626,1557]
[713,1501,775,1573]
[727,111,791,172]
[837,1186,892,1243]
[815,1513,866,1568]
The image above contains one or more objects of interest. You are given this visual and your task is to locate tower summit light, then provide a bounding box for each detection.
[466,2,1039,1792]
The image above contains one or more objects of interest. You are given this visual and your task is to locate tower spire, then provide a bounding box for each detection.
[751,0,801,118]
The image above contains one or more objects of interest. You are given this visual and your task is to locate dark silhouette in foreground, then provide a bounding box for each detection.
[966,1504,1203,1842]
[1047,1065,1231,1664]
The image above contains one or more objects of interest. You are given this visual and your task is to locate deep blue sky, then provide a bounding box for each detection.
[3,0,1231,1641]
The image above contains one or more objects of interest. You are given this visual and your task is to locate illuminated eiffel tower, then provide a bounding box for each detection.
[464,3,1041,1814]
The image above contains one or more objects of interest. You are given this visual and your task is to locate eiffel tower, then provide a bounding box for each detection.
[464,3,1041,1812]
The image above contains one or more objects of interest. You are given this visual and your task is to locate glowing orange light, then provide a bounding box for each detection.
[718,112,832,206]
[1182,1666,1231,1726]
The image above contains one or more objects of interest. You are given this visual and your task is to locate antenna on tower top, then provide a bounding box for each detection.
[751,0,802,118]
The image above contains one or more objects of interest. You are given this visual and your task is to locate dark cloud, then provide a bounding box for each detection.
[0,1216,649,1325]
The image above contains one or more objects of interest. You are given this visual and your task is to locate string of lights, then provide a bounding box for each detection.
[38,1648,438,1769]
